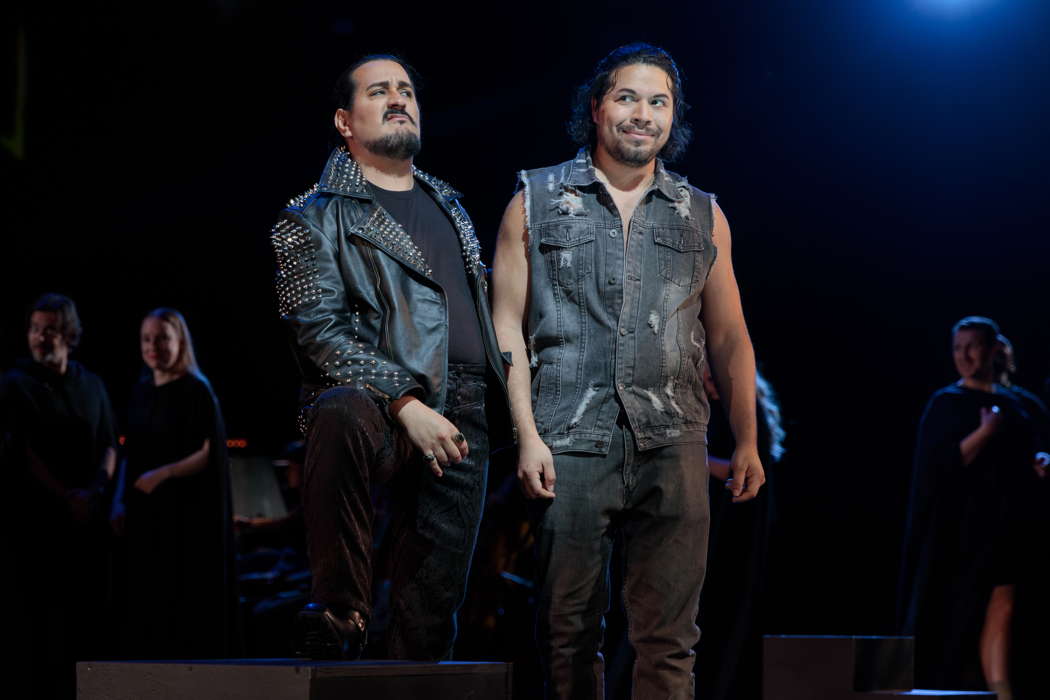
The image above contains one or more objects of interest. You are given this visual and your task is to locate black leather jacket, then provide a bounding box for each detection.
[271,148,509,424]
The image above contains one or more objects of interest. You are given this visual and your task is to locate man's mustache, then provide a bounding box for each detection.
[618,123,660,137]
[384,108,416,125]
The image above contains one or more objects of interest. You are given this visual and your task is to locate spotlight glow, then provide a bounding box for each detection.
[914,0,995,16]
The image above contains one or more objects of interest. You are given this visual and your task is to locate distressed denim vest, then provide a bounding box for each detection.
[520,149,718,455]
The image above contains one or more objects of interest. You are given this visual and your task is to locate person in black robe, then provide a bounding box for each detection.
[2,293,118,698]
[898,317,1045,694]
[111,308,236,659]
[991,335,1050,700]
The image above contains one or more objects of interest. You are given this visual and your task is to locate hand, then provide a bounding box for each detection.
[517,434,556,499]
[395,400,468,477]
[724,445,765,503]
[1034,452,1050,480]
[110,499,126,536]
[979,405,1003,435]
[134,467,170,495]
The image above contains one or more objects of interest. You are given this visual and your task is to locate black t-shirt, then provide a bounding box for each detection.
[0,358,116,489]
[371,182,485,365]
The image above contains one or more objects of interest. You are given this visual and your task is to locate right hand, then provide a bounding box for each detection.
[517,434,556,499]
[979,405,1004,435]
[395,399,467,477]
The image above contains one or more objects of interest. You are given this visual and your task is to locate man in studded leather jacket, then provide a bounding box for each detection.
[270,54,509,661]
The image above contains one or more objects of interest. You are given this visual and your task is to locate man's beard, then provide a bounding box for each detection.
[363,130,421,161]
[30,345,59,367]
[607,126,662,166]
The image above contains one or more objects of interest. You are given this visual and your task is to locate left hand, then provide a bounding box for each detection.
[724,445,765,503]
[134,467,169,494]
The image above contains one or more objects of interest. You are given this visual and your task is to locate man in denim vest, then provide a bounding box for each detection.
[492,43,765,698]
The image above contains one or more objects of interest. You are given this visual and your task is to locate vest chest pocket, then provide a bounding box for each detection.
[538,222,596,289]
[654,227,704,288]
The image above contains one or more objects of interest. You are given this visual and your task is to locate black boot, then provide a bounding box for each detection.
[294,603,367,660]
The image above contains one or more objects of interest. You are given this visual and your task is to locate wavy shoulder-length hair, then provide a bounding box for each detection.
[567,42,692,163]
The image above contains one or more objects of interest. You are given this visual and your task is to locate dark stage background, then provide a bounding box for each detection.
[5,0,1049,639]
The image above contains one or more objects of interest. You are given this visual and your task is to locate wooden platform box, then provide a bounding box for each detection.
[77,659,512,700]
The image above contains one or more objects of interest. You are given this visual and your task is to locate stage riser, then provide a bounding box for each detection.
[763,636,995,699]
[77,660,512,700]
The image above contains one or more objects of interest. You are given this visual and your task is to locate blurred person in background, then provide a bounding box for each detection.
[111,307,236,658]
[899,316,1049,697]
[1,293,117,698]
[694,366,785,700]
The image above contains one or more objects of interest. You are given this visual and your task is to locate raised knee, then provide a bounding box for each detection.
[310,386,378,427]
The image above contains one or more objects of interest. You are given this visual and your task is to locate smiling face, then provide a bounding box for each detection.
[592,63,674,167]
[952,328,996,383]
[335,59,421,161]
[141,316,182,375]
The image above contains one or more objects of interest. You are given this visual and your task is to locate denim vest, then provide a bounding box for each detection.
[520,149,717,454]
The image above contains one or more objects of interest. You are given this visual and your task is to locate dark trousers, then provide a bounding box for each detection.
[534,420,710,700]
[303,364,489,660]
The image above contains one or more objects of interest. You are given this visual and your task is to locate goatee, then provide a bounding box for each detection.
[363,130,421,161]
[608,144,656,167]
[607,125,662,166]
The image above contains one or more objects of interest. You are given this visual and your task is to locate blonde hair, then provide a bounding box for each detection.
[144,307,200,377]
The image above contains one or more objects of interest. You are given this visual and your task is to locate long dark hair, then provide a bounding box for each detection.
[567,42,692,162]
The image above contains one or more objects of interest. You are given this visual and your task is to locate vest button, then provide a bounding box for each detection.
[607,277,617,285]
[595,441,605,449]
[619,328,627,336]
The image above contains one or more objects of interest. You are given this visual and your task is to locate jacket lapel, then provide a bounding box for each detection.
[320,147,484,281]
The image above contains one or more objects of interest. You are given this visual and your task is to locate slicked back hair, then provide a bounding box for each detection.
[332,53,422,114]
[568,42,692,162]
[952,316,1001,348]
[29,293,82,349]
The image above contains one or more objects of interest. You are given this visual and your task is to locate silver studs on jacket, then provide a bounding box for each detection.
[271,218,322,318]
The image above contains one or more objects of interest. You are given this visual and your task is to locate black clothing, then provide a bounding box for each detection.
[1,359,116,698]
[694,398,776,700]
[371,183,485,366]
[1004,384,1050,448]
[2,358,116,491]
[120,373,236,658]
[273,150,510,660]
[899,383,1041,689]
[1001,384,1050,700]
[270,147,509,431]
[304,365,490,660]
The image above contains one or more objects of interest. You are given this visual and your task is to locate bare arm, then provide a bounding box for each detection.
[133,438,211,495]
[708,456,732,482]
[492,191,556,499]
[701,201,764,502]
[960,405,1002,467]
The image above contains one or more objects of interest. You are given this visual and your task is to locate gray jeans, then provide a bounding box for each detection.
[534,420,710,700]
